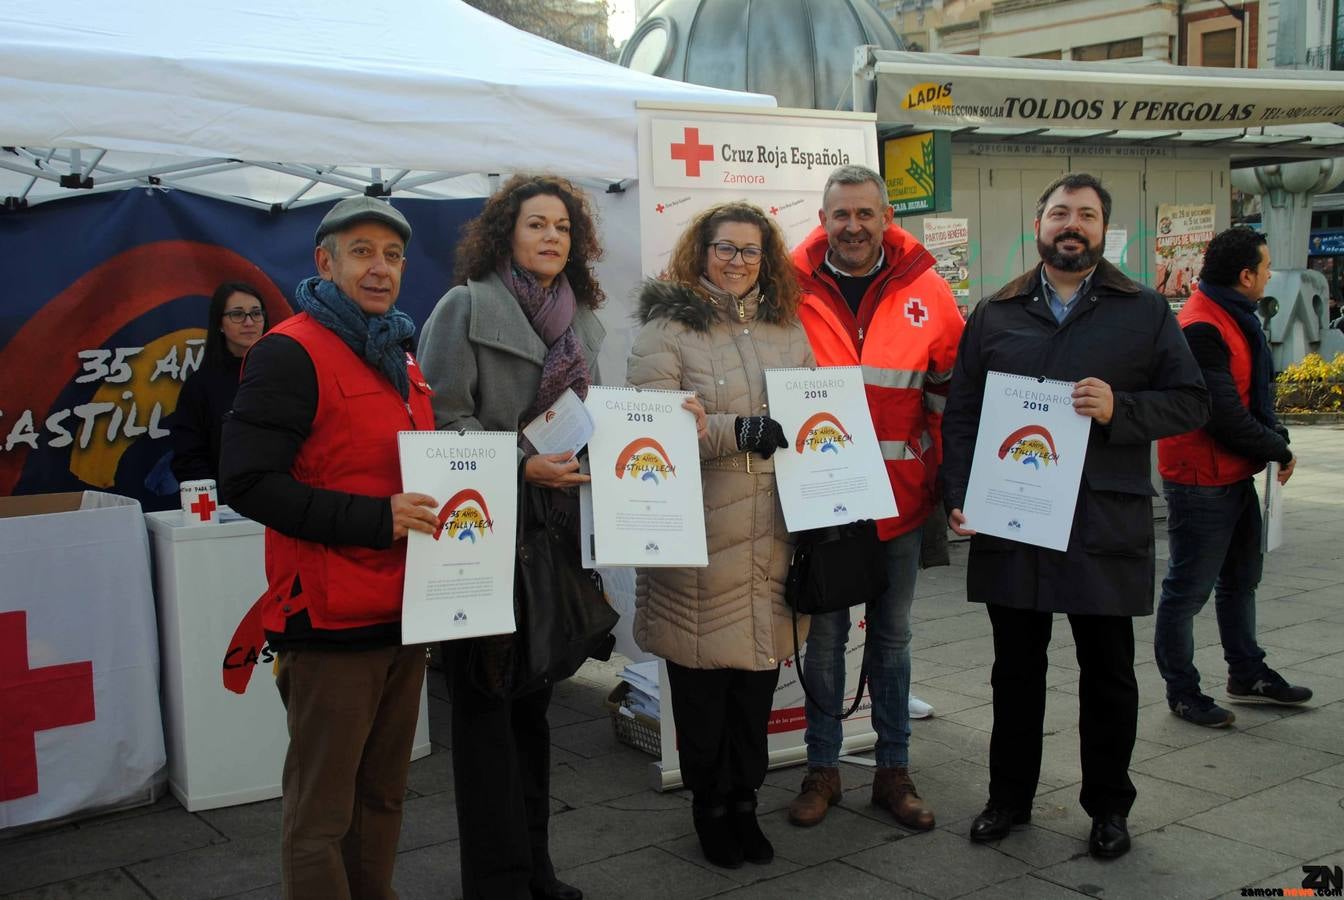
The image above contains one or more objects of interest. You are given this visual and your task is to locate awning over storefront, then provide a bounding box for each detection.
[855,50,1344,160]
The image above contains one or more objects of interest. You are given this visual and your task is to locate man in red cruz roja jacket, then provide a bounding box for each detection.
[787,164,963,832]
[221,197,440,898]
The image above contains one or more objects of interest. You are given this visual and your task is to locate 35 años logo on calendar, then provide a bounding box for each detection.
[997,424,1061,470]
[794,412,853,454]
[435,489,495,543]
[615,438,677,485]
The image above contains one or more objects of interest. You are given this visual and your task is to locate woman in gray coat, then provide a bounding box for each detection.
[418,175,604,900]
[627,202,815,870]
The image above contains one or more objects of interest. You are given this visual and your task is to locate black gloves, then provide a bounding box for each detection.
[735,416,788,459]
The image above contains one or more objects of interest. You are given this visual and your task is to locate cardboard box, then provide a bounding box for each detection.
[0,491,166,830]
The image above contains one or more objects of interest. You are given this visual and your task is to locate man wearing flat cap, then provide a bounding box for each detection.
[222,196,440,899]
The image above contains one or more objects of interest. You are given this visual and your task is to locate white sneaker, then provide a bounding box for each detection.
[909,695,934,719]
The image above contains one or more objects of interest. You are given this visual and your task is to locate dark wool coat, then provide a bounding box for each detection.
[940,259,1209,616]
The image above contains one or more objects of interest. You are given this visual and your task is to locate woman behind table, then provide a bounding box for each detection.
[418,174,604,900]
[170,281,269,483]
[626,202,815,869]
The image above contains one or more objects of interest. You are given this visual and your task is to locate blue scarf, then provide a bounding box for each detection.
[293,276,415,399]
[1197,279,1277,429]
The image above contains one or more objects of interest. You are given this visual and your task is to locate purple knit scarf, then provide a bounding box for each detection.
[498,259,591,428]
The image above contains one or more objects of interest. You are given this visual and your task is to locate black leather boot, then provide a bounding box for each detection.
[729,790,774,864]
[692,801,744,869]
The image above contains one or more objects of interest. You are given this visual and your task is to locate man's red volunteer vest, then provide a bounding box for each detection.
[793,224,964,540]
[1157,286,1262,486]
[260,313,435,632]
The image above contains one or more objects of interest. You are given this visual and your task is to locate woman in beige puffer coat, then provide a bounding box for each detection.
[626,201,814,871]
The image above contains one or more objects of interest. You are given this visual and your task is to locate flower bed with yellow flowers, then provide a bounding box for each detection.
[1275,352,1344,416]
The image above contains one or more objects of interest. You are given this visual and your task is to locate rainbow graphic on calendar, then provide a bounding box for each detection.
[615,437,677,485]
[997,425,1060,469]
[434,489,494,542]
[794,412,853,454]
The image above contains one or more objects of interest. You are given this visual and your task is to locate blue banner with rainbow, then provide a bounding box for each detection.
[0,190,482,508]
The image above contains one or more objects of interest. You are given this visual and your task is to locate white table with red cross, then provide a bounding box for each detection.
[1,491,166,831]
[1,613,95,801]
[144,510,432,811]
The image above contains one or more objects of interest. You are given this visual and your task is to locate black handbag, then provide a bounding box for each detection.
[785,519,889,615]
[468,481,618,700]
[785,519,889,720]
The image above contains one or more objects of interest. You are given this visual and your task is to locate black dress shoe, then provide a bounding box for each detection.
[1088,813,1131,859]
[968,802,1031,843]
[530,878,583,900]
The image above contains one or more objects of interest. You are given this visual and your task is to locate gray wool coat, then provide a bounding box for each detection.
[626,280,815,671]
[418,272,605,453]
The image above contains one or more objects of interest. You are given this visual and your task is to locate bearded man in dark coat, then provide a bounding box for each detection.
[940,173,1208,860]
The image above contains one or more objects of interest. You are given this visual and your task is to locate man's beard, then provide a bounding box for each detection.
[1038,231,1102,272]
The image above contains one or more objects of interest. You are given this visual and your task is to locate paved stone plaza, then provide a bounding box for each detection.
[3,425,1342,900]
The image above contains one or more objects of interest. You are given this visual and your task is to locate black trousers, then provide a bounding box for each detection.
[986,605,1139,818]
[445,643,554,900]
[665,661,780,803]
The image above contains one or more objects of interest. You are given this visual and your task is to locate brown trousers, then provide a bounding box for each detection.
[275,644,426,900]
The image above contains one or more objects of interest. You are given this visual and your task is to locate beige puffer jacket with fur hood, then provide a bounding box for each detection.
[626,280,814,671]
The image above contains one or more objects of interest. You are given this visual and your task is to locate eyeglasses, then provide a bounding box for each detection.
[706,242,763,265]
[223,309,266,323]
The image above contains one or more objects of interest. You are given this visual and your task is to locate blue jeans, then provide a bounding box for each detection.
[802,527,920,769]
[1154,478,1267,701]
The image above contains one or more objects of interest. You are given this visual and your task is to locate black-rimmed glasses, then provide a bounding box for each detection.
[223,309,266,323]
[706,242,763,265]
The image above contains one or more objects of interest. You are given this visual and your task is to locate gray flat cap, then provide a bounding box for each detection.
[315,196,412,245]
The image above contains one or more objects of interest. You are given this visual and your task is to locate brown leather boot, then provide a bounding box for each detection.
[787,766,842,827]
[872,766,935,831]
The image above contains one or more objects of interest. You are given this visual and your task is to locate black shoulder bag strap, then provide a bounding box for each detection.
[791,607,869,721]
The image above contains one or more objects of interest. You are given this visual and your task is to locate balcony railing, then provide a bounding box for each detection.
[1301,43,1344,70]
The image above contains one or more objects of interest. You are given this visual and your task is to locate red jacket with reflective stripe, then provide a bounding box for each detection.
[261,314,435,633]
[793,224,965,538]
[1157,287,1261,486]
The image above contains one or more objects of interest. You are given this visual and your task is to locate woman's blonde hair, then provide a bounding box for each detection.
[662,202,800,320]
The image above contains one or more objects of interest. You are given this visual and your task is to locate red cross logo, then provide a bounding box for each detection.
[190,491,217,522]
[769,206,779,216]
[0,610,96,801]
[782,657,793,668]
[905,298,928,327]
[858,618,867,631]
[669,127,714,177]
[655,203,665,214]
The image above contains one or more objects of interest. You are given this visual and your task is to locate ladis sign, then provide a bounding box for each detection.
[875,56,1344,129]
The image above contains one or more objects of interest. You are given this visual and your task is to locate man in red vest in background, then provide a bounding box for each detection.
[787,164,963,831]
[1155,227,1313,728]
[222,197,440,898]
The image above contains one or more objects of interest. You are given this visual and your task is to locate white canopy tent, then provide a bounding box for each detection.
[0,0,786,681]
[0,0,775,209]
